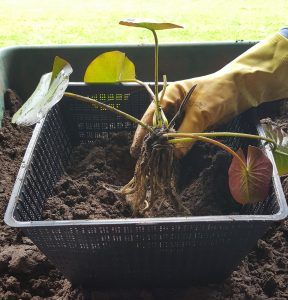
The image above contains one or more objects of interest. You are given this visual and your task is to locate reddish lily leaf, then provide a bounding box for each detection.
[119,18,183,30]
[228,146,272,204]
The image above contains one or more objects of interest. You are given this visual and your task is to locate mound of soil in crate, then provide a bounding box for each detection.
[0,94,287,299]
[43,133,240,220]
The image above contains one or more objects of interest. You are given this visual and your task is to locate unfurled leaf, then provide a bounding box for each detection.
[153,108,168,128]
[228,146,272,204]
[119,18,183,31]
[261,122,288,176]
[12,56,72,126]
[84,51,135,83]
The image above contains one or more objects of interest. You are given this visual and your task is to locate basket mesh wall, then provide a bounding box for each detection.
[9,84,283,287]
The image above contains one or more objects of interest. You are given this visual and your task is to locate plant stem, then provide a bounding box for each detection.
[165,132,277,148]
[151,29,159,104]
[169,136,247,169]
[64,92,153,133]
[275,149,288,157]
[159,75,167,103]
[151,29,161,125]
[121,79,155,100]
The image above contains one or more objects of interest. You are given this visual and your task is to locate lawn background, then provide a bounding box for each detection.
[0,0,287,47]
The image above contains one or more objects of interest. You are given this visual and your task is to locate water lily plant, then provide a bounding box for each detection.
[12,19,288,215]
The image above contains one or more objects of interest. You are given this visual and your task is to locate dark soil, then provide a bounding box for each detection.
[0,96,82,299]
[43,133,240,220]
[0,93,287,299]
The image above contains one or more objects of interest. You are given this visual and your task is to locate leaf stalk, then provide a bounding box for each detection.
[165,132,277,148]
[169,136,247,169]
[121,79,155,100]
[151,29,161,126]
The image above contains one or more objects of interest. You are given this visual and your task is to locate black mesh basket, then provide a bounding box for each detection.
[4,83,287,288]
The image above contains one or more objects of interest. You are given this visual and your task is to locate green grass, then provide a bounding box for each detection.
[0,0,287,46]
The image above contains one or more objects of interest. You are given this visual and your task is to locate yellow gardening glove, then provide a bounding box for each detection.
[131,32,288,158]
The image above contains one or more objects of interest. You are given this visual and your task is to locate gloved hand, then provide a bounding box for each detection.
[131,31,288,158]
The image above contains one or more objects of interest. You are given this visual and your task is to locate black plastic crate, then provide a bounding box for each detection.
[4,83,287,288]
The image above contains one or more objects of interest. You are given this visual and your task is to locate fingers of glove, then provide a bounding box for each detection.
[130,83,184,158]
[130,80,197,158]
[130,125,149,158]
[173,112,207,158]
[160,81,187,116]
[130,101,155,158]
[170,79,218,158]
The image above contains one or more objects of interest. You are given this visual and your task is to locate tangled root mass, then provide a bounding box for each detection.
[121,130,187,216]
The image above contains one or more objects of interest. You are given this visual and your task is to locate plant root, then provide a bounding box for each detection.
[121,130,189,216]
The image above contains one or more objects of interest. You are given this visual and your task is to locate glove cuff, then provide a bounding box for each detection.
[220,33,288,109]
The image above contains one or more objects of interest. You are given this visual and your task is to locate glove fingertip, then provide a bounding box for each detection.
[173,141,195,159]
[130,141,141,159]
[173,146,187,159]
[130,126,148,158]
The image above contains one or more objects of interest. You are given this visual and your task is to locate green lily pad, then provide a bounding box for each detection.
[84,51,135,83]
[119,18,183,30]
[12,56,72,126]
[228,146,273,204]
[261,122,288,176]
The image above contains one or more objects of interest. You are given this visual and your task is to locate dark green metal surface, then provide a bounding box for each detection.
[0,41,257,126]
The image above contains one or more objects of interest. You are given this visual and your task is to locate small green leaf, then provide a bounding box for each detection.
[261,122,288,176]
[153,108,168,128]
[12,56,72,126]
[50,56,70,86]
[84,51,135,83]
[119,18,183,31]
[228,146,273,204]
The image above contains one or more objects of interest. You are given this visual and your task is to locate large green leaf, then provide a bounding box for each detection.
[119,18,183,30]
[228,146,273,204]
[261,122,288,176]
[84,51,135,83]
[12,56,72,126]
